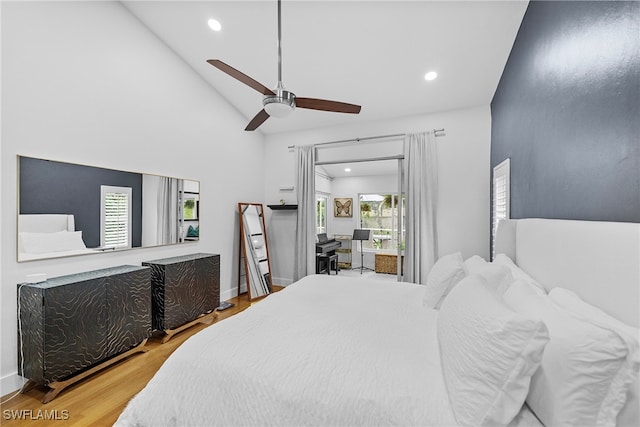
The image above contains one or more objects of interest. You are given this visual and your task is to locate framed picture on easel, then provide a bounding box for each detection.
[334,197,352,217]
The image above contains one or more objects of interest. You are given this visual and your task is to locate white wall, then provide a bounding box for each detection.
[1,1,265,394]
[263,105,492,283]
[315,166,332,195]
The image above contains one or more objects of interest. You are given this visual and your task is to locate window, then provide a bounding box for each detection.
[316,193,328,235]
[359,193,405,252]
[100,185,132,248]
[182,193,199,220]
[492,159,510,259]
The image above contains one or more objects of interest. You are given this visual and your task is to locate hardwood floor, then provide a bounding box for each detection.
[0,290,279,426]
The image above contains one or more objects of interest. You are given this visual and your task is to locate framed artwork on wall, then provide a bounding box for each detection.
[334,198,353,217]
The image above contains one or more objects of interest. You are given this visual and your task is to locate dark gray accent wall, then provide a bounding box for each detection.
[19,157,143,248]
[491,1,639,224]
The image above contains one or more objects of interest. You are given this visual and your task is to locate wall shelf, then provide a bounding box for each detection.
[267,204,298,210]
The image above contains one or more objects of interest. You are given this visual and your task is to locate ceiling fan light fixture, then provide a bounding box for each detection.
[263,90,296,118]
[264,102,293,118]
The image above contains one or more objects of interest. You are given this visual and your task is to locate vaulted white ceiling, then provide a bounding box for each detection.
[123,0,528,135]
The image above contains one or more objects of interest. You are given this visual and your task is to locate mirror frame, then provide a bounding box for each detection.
[238,202,273,301]
[17,155,200,262]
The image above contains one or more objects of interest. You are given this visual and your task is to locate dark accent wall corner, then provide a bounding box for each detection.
[491,1,639,228]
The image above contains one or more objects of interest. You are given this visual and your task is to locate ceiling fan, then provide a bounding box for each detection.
[207,0,361,131]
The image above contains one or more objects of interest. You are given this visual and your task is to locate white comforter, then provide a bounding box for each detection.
[115,275,458,427]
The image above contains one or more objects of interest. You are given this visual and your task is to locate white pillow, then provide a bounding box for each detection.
[423,252,466,309]
[493,254,546,295]
[504,281,633,427]
[464,255,514,293]
[464,255,488,274]
[438,275,549,426]
[474,263,514,294]
[549,288,639,427]
[548,288,639,349]
[20,231,86,254]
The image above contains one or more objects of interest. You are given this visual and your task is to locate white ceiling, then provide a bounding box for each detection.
[122,0,528,135]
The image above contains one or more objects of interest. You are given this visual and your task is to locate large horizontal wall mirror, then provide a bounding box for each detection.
[18,156,200,262]
[238,203,272,300]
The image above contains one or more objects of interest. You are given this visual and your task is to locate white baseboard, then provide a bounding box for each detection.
[1,372,26,397]
[219,278,291,303]
[273,277,293,287]
[220,286,241,302]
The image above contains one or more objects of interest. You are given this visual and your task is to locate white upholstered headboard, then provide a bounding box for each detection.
[19,214,75,233]
[495,218,640,328]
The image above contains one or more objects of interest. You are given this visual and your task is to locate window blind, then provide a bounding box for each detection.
[492,159,510,260]
[101,186,132,248]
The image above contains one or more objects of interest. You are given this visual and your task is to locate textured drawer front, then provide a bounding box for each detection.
[18,286,45,383]
[18,265,152,385]
[44,278,109,382]
[146,262,167,331]
[107,268,152,355]
[163,260,198,329]
[144,253,220,331]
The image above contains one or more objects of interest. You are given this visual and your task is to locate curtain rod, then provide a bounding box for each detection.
[315,154,404,166]
[287,128,445,150]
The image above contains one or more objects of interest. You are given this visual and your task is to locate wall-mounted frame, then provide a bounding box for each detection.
[238,203,273,301]
[334,197,353,217]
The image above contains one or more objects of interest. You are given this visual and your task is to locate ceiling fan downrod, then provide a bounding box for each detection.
[263,0,296,116]
[276,0,283,86]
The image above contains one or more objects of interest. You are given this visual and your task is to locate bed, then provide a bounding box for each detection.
[116,218,639,427]
[18,214,94,261]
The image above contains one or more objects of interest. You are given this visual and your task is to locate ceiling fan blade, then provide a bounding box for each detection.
[296,97,361,114]
[207,59,275,96]
[245,109,270,131]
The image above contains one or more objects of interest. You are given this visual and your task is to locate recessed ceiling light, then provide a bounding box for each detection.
[208,18,222,32]
[424,71,438,81]
[344,168,351,172]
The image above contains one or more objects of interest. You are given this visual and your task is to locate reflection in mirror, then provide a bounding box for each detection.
[18,156,200,262]
[238,203,272,300]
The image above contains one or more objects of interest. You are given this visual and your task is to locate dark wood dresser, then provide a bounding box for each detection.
[17,265,151,402]
[142,253,220,341]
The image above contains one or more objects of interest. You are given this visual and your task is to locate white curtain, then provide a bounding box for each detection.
[294,145,316,281]
[157,176,179,245]
[403,132,438,285]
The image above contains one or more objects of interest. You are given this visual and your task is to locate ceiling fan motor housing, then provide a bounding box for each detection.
[263,88,296,117]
